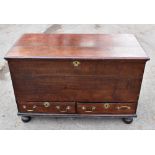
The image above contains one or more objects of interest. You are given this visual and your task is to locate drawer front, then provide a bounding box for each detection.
[19,102,75,114]
[77,102,136,114]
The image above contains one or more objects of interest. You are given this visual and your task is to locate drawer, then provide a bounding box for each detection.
[77,102,136,114]
[19,101,75,114]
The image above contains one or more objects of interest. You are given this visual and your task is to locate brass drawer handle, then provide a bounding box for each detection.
[73,61,80,67]
[56,105,71,112]
[81,106,96,112]
[27,109,34,112]
[23,105,37,112]
[43,102,51,108]
[116,106,131,110]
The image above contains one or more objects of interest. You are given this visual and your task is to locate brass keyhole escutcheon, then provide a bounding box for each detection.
[43,102,50,108]
[104,103,110,109]
[73,61,80,67]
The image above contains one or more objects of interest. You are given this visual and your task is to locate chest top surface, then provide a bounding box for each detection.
[5,34,149,60]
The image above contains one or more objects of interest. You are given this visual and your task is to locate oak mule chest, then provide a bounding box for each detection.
[5,34,149,124]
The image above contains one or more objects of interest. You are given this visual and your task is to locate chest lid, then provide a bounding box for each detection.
[5,34,149,60]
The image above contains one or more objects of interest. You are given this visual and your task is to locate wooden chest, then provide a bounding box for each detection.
[5,34,149,124]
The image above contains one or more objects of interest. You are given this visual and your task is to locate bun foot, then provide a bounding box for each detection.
[21,116,31,123]
[122,117,133,124]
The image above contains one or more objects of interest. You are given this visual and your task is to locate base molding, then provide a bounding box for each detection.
[18,112,137,118]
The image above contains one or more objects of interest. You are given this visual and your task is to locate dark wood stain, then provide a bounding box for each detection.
[5,34,149,119]
[77,102,136,114]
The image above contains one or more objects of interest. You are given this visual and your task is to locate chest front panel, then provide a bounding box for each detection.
[9,59,145,103]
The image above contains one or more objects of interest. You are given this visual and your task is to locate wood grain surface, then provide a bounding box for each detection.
[5,34,149,60]
[77,102,136,114]
[5,34,149,117]
[8,59,145,102]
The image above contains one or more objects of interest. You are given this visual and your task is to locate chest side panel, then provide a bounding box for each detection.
[8,59,146,102]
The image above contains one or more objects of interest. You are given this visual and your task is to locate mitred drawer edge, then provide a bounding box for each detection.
[77,102,137,114]
[18,101,76,114]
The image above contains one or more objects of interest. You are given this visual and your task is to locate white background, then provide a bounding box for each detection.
[0,0,154,24]
[0,131,154,155]
[0,0,155,155]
